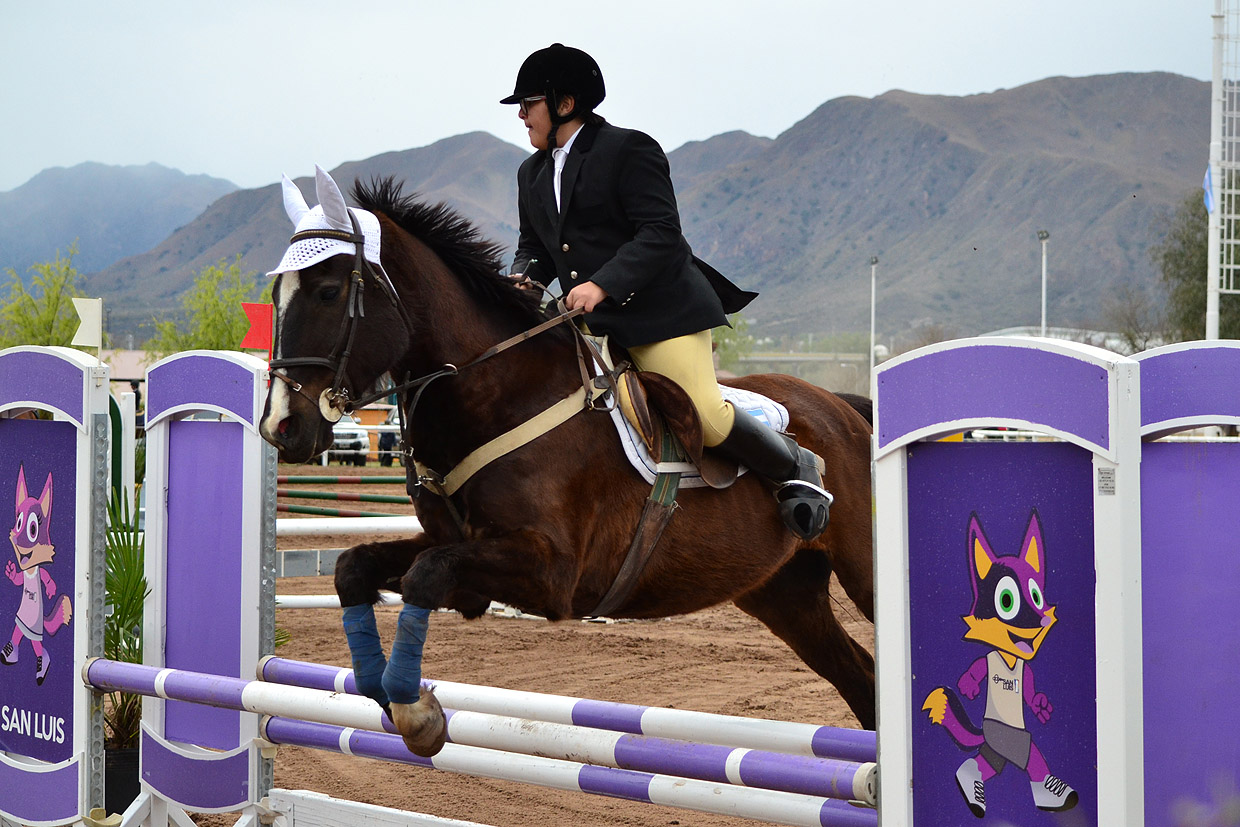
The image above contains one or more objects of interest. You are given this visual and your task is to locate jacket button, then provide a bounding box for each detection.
[570,270,578,279]
[561,243,570,252]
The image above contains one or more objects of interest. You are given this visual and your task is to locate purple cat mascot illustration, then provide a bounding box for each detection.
[4,465,72,685]
[922,510,1077,818]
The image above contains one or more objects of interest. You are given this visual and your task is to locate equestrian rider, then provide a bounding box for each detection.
[503,43,833,540]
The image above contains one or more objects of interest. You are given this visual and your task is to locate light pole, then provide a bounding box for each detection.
[869,256,878,377]
[1037,230,1050,336]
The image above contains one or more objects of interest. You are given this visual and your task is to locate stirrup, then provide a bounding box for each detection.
[775,480,833,540]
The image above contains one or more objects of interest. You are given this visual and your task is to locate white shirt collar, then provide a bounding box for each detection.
[554,124,584,159]
[552,125,584,210]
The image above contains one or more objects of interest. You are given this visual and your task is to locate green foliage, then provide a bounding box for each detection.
[133,438,146,489]
[0,245,88,348]
[713,314,752,371]
[1154,192,1240,341]
[144,256,270,359]
[103,488,148,749]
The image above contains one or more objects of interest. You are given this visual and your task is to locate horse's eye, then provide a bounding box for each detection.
[319,285,341,302]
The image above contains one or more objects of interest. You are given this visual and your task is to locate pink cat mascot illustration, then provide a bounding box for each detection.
[4,466,73,685]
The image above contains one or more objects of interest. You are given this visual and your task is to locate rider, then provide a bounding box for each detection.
[502,43,833,540]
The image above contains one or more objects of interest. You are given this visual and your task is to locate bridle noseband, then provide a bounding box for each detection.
[268,211,411,421]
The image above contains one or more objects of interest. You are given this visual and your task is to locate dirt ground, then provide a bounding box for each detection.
[198,464,874,826]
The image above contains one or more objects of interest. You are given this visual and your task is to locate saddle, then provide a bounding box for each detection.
[613,369,740,490]
[581,333,740,490]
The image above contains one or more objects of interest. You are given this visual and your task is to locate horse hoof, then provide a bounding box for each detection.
[390,687,446,757]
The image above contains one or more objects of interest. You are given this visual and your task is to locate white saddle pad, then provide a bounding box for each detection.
[609,385,790,488]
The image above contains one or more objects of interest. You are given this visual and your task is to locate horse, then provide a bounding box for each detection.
[259,167,876,755]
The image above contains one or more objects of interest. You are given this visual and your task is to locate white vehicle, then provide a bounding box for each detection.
[328,415,369,466]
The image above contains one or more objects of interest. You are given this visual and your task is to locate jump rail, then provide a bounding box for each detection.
[82,664,877,813]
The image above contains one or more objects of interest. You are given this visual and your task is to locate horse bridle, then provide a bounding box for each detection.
[268,211,412,422]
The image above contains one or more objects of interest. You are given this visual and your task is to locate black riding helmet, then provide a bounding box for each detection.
[501,44,605,150]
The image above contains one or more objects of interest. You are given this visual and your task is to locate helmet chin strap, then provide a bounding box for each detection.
[544,90,579,154]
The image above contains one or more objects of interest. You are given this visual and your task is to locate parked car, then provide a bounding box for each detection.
[329,415,369,466]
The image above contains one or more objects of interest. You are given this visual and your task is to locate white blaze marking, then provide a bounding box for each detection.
[261,272,301,437]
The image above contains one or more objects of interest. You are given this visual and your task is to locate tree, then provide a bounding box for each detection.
[144,257,270,359]
[1100,282,1166,355]
[713,313,752,373]
[1153,191,1240,341]
[0,245,88,348]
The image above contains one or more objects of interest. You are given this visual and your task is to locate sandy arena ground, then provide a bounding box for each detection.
[194,464,874,826]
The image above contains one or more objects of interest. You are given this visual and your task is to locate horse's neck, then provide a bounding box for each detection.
[396,293,583,469]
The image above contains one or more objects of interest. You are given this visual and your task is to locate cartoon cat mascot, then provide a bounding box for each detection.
[4,466,73,685]
[922,510,1077,817]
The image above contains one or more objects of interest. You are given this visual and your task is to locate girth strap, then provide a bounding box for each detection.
[588,428,685,618]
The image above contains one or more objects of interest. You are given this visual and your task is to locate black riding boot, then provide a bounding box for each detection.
[713,413,833,540]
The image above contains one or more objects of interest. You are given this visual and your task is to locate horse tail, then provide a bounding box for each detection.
[42,595,72,635]
[922,686,985,749]
[835,392,873,426]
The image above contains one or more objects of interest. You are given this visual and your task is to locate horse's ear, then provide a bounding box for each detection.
[315,165,351,231]
[282,174,311,226]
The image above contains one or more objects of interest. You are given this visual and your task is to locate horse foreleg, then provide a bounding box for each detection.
[378,530,575,757]
[335,535,433,606]
[333,536,431,716]
[733,548,876,730]
[398,530,579,620]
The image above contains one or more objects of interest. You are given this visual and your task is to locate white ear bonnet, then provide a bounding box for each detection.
[268,165,384,277]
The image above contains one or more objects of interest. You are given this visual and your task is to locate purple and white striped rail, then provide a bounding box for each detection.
[84,658,875,805]
[260,717,877,827]
[259,656,876,764]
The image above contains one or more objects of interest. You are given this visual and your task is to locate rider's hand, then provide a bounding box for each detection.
[565,281,608,313]
[508,273,539,292]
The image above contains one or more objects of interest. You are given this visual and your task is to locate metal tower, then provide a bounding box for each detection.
[1208,0,1240,338]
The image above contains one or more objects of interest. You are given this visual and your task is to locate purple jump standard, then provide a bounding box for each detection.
[260,717,877,827]
[259,656,875,763]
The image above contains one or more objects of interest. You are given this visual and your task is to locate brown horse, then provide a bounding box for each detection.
[258,171,876,753]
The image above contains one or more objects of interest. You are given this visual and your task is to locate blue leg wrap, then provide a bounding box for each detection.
[381,604,432,705]
[342,603,389,707]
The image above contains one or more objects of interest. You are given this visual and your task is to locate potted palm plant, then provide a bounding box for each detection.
[102,488,147,814]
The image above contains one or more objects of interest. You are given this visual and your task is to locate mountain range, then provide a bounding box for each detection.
[0,163,236,277]
[0,72,1208,345]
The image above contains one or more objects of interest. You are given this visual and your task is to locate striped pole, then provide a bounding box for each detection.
[278,475,407,484]
[260,717,877,827]
[277,503,393,518]
[84,659,874,806]
[259,657,876,764]
[278,488,412,505]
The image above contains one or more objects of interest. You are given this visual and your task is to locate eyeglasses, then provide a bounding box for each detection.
[518,96,546,116]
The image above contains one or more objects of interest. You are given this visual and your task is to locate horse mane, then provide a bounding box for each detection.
[350,176,548,326]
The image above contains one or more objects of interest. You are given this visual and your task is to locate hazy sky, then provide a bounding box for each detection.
[1,1,1211,193]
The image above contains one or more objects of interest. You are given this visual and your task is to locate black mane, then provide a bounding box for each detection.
[351,176,546,324]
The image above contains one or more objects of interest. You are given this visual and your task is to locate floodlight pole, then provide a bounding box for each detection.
[869,256,878,375]
[1037,230,1050,336]
[1208,0,1224,340]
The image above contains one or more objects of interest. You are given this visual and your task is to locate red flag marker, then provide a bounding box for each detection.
[240,302,274,359]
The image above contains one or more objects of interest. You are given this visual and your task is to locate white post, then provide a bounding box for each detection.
[1208,0,1224,340]
[869,256,878,375]
[1038,230,1050,336]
